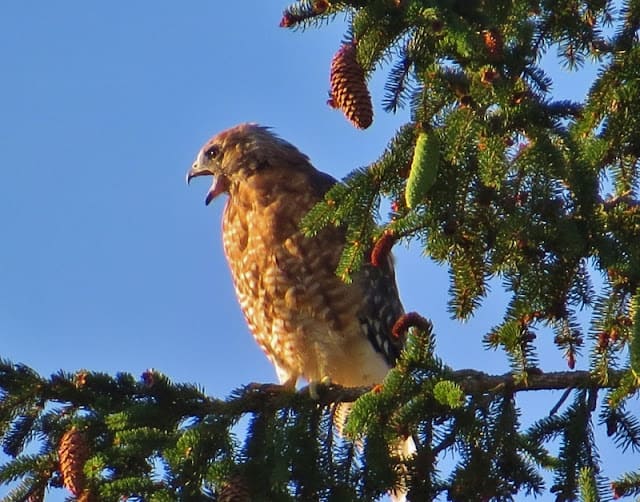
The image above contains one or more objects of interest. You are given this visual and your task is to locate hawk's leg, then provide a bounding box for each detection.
[308,376,332,400]
[275,364,298,389]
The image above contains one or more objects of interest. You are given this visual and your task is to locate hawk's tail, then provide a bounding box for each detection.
[333,403,415,502]
[390,435,416,502]
[332,402,353,438]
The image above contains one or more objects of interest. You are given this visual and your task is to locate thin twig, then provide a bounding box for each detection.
[549,387,573,415]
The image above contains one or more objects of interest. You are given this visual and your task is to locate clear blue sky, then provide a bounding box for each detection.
[0,2,635,500]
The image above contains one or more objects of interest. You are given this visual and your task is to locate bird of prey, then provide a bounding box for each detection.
[187,123,406,393]
[187,123,412,500]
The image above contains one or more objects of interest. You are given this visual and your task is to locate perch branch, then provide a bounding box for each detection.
[223,369,625,414]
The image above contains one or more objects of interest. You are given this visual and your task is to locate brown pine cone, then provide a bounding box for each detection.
[482,28,504,60]
[218,474,251,502]
[329,42,373,129]
[58,427,89,497]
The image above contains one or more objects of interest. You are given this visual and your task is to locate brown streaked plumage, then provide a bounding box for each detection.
[188,124,412,501]
[187,123,405,389]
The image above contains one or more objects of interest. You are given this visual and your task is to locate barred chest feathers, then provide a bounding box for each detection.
[220,170,398,388]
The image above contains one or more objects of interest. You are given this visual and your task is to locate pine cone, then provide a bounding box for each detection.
[218,474,251,502]
[405,130,440,208]
[58,427,89,497]
[329,42,373,129]
[482,28,504,60]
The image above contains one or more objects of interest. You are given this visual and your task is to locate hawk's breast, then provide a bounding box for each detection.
[220,169,399,386]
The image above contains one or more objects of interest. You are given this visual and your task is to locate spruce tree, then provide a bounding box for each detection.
[2,0,640,500]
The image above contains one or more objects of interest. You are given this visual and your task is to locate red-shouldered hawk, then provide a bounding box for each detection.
[187,123,405,392]
[188,124,412,501]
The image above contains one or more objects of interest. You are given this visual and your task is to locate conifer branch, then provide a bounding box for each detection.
[450,369,625,395]
[233,368,627,411]
[601,191,639,211]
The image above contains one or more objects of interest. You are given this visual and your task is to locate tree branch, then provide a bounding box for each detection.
[225,369,626,414]
[451,368,623,393]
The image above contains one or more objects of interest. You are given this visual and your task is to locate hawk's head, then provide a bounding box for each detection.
[187,123,311,205]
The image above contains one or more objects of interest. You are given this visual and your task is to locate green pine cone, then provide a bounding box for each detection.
[405,131,440,209]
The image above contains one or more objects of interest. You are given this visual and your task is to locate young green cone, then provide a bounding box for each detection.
[405,130,440,208]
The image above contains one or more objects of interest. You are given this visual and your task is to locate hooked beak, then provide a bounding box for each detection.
[186,161,229,205]
[186,160,214,184]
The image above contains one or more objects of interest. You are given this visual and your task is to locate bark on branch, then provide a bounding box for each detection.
[222,369,626,415]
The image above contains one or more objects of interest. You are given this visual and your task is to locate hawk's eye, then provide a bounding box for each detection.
[204,145,220,160]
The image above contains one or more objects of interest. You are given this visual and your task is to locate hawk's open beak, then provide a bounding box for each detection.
[187,162,229,205]
[186,161,214,184]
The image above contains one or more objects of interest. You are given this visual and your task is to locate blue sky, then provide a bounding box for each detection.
[0,1,635,500]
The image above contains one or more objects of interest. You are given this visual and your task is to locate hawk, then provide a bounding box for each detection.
[187,124,405,392]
